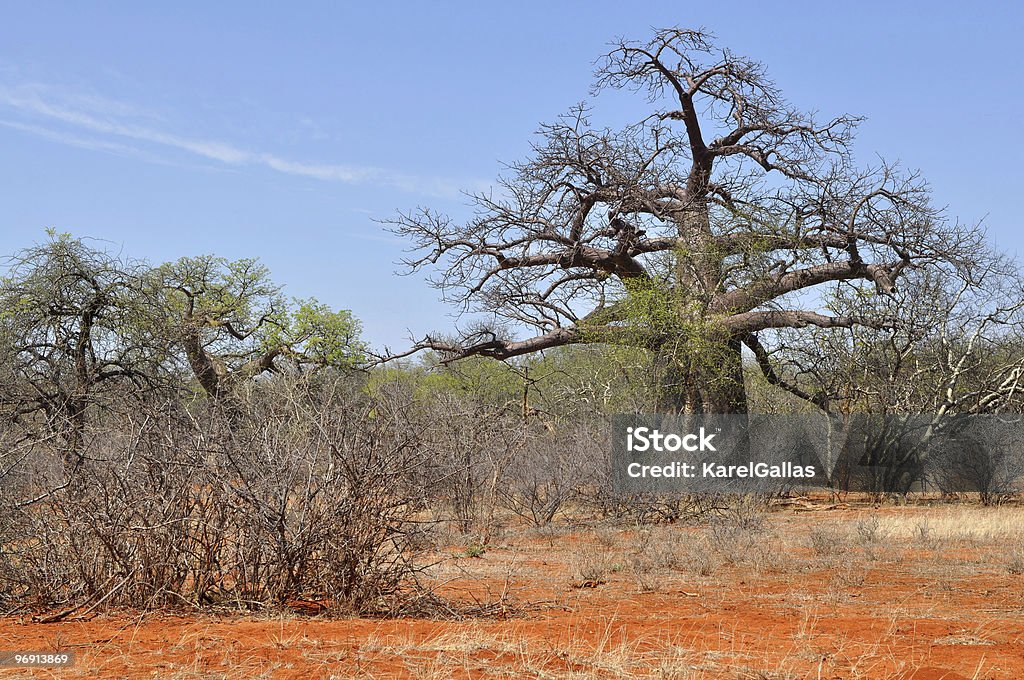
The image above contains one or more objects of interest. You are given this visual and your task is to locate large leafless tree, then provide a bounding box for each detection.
[388,28,992,413]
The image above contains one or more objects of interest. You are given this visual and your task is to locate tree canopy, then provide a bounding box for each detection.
[387,27,1005,414]
[0,232,367,466]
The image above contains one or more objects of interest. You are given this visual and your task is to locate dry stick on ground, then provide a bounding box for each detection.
[32,571,136,624]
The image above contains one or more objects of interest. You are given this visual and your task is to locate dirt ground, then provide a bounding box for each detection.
[2,501,1023,679]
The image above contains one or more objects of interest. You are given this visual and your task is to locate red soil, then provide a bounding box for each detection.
[2,502,1022,678]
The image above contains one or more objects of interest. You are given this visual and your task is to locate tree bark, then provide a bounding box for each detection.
[652,189,748,414]
[182,330,227,400]
[654,336,747,414]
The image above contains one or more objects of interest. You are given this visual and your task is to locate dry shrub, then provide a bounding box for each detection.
[499,422,603,527]
[568,545,614,587]
[694,495,792,573]
[808,524,848,558]
[633,527,683,570]
[853,516,885,545]
[1008,545,1024,575]
[0,373,435,617]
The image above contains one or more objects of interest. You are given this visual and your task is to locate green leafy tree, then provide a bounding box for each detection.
[150,255,366,401]
[0,232,157,467]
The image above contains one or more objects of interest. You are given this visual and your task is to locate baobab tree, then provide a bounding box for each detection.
[388,28,991,414]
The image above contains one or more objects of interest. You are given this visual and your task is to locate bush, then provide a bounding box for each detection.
[0,373,433,617]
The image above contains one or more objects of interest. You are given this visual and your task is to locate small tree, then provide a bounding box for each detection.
[150,255,366,402]
[772,262,1024,497]
[0,233,157,468]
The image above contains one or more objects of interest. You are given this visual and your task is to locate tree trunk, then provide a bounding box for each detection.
[64,394,88,471]
[655,199,747,414]
[654,336,747,414]
[182,330,228,400]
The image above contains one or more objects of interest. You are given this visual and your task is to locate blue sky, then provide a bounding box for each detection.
[1,2,1021,351]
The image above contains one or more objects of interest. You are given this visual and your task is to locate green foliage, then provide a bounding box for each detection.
[587,276,743,409]
[369,353,522,408]
[368,344,660,420]
[287,299,366,368]
[618,276,689,337]
[151,253,366,397]
[1,232,368,411]
[526,344,657,418]
[463,544,486,558]
[152,255,285,339]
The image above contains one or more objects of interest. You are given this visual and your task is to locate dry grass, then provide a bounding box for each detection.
[2,502,1022,678]
[873,506,1024,543]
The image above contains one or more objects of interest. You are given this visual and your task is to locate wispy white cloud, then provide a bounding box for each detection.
[339,228,406,245]
[0,81,487,199]
[258,154,376,183]
[0,118,142,156]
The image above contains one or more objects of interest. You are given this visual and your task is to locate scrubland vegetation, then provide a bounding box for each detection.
[3,24,1024,679]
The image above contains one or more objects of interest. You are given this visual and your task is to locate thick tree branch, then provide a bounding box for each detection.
[742,332,829,411]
